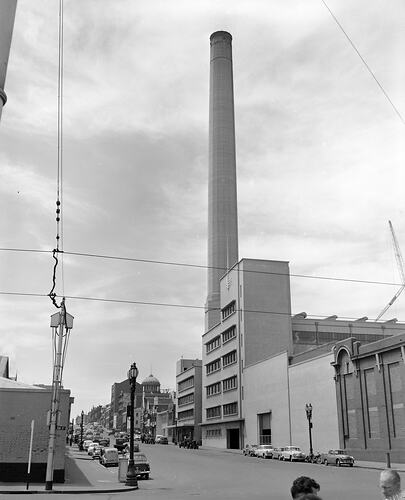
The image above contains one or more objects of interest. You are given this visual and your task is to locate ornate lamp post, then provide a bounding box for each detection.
[126,363,139,488]
[305,403,313,458]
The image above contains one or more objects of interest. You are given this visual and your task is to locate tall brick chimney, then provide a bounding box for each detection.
[205,31,239,330]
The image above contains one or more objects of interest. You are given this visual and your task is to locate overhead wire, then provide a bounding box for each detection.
[320,0,405,126]
[0,246,403,288]
[49,0,65,308]
[0,290,404,326]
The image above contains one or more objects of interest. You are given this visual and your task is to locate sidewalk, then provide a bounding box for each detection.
[0,447,137,495]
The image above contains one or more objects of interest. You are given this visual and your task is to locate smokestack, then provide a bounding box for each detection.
[0,0,17,120]
[205,31,239,330]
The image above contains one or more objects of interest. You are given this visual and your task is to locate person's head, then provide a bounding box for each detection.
[299,495,322,500]
[291,476,320,499]
[380,469,401,499]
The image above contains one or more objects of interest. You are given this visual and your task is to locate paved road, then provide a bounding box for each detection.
[5,444,396,499]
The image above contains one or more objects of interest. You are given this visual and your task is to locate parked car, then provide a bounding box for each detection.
[243,444,258,456]
[155,435,163,443]
[159,436,168,444]
[99,438,110,447]
[255,445,274,459]
[82,440,94,452]
[92,445,102,460]
[321,449,354,467]
[124,452,151,479]
[100,447,119,467]
[87,443,99,456]
[271,447,285,460]
[281,446,306,462]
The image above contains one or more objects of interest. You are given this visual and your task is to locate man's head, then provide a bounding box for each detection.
[291,476,320,499]
[380,469,401,499]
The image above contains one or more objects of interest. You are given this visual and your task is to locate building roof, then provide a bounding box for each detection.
[0,377,47,390]
[142,374,160,385]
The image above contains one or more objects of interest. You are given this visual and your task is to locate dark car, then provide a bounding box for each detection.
[124,452,150,479]
[159,436,168,444]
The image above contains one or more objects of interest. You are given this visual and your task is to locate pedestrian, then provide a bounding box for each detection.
[299,495,323,500]
[380,469,405,500]
[291,476,321,499]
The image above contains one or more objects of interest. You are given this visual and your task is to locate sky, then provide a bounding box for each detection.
[1,0,404,416]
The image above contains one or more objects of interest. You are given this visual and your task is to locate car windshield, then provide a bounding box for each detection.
[134,454,147,462]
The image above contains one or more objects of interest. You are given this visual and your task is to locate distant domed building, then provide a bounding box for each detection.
[141,374,160,393]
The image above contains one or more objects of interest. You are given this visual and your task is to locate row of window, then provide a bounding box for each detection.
[205,326,237,354]
[178,376,194,393]
[178,393,194,407]
[206,350,237,374]
[206,402,238,419]
[205,428,222,438]
[206,376,238,397]
[178,408,194,421]
[222,300,236,320]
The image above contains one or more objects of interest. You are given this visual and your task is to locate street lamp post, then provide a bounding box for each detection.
[126,363,139,488]
[305,403,313,458]
[79,411,84,451]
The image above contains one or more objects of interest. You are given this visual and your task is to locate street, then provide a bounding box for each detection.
[5,443,393,500]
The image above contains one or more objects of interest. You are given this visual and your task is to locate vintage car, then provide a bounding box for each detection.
[124,452,151,479]
[255,445,274,459]
[281,446,306,462]
[243,444,258,456]
[321,449,354,467]
[99,447,119,467]
[271,447,286,460]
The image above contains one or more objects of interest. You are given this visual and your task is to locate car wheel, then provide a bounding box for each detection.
[336,460,341,467]
[350,463,354,467]
[324,459,328,466]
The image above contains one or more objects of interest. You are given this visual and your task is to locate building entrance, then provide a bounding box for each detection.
[227,428,239,449]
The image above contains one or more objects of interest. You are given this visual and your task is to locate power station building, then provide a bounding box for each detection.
[201,31,405,461]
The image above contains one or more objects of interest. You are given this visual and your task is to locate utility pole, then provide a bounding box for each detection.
[0,0,17,121]
[45,299,74,491]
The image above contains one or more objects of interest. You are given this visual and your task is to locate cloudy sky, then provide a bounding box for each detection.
[1,0,404,416]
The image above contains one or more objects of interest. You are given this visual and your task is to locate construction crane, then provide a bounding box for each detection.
[376,221,405,321]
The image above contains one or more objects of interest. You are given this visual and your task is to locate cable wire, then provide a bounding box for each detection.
[0,246,404,288]
[321,0,405,126]
[1,290,405,325]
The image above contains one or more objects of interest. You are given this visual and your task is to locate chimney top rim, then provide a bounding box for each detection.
[210,31,232,42]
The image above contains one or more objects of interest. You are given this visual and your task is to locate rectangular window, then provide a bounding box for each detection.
[178,409,194,421]
[221,300,236,320]
[205,428,222,438]
[222,350,237,368]
[206,335,221,354]
[178,376,194,393]
[206,358,221,375]
[223,402,238,416]
[222,325,236,344]
[206,406,221,419]
[223,375,237,392]
[178,393,194,406]
[206,382,221,397]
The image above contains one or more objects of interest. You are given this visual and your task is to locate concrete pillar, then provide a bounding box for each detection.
[205,31,239,330]
[0,0,17,120]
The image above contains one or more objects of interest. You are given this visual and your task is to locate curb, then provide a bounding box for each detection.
[0,486,139,495]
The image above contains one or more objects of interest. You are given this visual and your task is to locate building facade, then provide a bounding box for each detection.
[175,359,202,443]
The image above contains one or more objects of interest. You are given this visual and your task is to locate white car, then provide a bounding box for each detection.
[83,439,93,451]
[281,446,306,462]
[87,443,99,456]
[255,445,274,459]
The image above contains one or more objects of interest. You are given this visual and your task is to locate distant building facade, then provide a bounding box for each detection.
[175,359,202,443]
